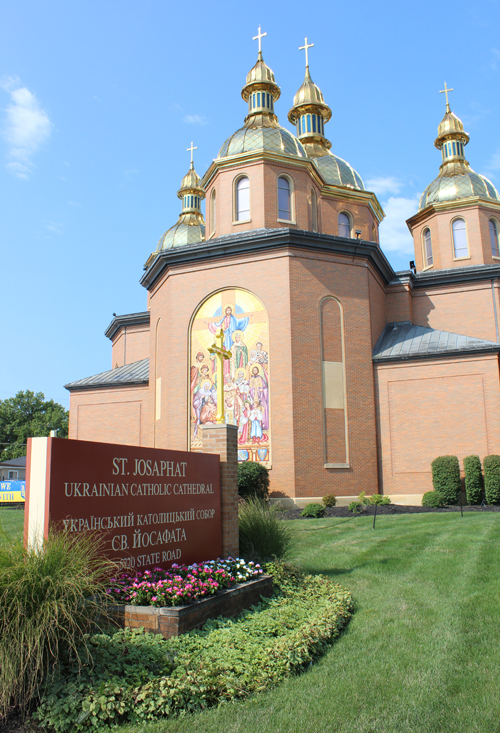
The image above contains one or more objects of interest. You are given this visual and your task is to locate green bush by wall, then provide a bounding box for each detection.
[483,455,500,505]
[421,491,443,508]
[431,455,461,505]
[463,455,484,505]
[300,504,325,518]
[238,462,270,501]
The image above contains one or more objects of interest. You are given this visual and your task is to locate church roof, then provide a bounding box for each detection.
[65,358,149,391]
[373,321,500,362]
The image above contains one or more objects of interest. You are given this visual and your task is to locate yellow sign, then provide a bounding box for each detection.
[0,481,26,503]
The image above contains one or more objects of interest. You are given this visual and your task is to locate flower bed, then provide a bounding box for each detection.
[107,558,263,607]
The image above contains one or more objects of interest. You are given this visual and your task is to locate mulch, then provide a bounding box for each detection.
[280,503,500,520]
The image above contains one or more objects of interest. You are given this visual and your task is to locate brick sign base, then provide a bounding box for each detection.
[110,575,273,639]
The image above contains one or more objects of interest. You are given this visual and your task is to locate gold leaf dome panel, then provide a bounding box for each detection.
[313,153,364,190]
[419,170,500,210]
[218,124,306,159]
[157,218,206,250]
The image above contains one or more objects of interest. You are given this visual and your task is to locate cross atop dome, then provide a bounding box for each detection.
[440,82,453,112]
[253,26,267,58]
[299,37,314,69]
[187,141,197,168]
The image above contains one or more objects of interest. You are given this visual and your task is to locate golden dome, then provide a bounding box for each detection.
[242,53,280,102]
[217,121,306,159]
[435,109,469,150]
[289,68,331,122]
[177,164,204,199]
[419,169,500,210]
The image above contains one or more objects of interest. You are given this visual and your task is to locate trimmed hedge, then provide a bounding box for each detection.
[484,455,500,505]
[238,462,270,500]
[35,567,353,731]
[431,455,461,505]
[421,491,443,508]
[463,455,484,505]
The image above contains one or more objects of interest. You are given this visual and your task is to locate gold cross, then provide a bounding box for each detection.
[253,26,267,55]
[208,329,232,424]
[187,141,197,165]
[440,82,453,111]
[299,37,314,68]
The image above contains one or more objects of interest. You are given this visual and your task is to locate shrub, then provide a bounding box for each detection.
[463,455,484,505]
[35,569,354,732]
[483,455,500,505]
[0,530,115,719]
[239,497,293,561]
[431,455,461,505]
[370,494,391,505]
[421,491,443,508]
[348,501,363,513]
[238,462,270,500]
[322,493,337,507]
[300,503,326,518]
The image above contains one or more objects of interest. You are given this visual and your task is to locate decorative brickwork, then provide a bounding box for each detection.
[201,423,239,557]
[111,575,273,639]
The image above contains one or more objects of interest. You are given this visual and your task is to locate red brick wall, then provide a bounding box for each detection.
[111,325,150,368]
[374,354,500,495]
[68,386,150,446]
[368,271,387,347]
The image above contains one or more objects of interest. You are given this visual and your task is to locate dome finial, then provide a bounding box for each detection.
[253,25,267,60]
[299,37,314,69]
[187,141,197,170]
[440,81,453,113]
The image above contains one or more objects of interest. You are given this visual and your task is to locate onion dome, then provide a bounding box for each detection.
[144,145,205,267]
[217,27,306,161]
[419,87,500,210]
[288,38,364,190]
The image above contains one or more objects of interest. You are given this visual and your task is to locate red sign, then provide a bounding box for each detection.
[25,437,221,571]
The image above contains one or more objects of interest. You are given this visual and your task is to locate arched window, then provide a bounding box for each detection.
[452,218,468,259]
[277,176,292,221]
[338,212,351,238]
[423,228,433,267]
[490,219,499,257]
[210,189,216,235]
[235,177,250,221]
[311,188,318,232]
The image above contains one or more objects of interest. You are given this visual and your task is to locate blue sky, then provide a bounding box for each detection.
[1,0,499,409]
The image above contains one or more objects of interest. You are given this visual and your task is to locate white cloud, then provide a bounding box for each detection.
[378,194,421,254]
[1,75,52,178]
[183,114,208,126]
[365,176,403,197]
[45,220,63,235]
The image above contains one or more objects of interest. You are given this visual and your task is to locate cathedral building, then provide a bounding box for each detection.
[66,34,500,505]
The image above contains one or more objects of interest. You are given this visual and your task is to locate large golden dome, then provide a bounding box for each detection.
[217,122,306,159]
[419,100,500,210]
[313,152,364,190]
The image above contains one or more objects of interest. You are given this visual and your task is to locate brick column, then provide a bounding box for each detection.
[200,424,239,558]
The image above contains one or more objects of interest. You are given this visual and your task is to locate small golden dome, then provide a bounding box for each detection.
[435,109,469,150]
[177,164,204,199]
[241,53,280,102]
[290,68,331,120]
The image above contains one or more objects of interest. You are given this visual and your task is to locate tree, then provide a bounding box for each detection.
[0,391,68,460]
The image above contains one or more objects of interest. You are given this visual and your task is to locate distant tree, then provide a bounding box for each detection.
[0,391,68,460]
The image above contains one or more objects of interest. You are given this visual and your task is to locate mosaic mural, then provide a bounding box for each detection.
[190,289,271,466]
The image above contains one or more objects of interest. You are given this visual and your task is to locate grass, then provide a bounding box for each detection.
[0,508,115,718]
[0,506,24,541]
[4,508,500,732]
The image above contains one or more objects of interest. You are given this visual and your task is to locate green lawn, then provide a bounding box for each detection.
[0,506,24,541]
[4,508,500,732]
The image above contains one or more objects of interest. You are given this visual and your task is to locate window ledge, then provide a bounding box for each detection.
[232,219,252,225]
[453,256,471,261]
[277,219,296,225]
[492,255,500,260]
[421,264,434,272]
[324,463,350,469]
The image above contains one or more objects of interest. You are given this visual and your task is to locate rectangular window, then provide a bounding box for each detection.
[236,177,250,221]
[8,470,18,479]
[257,92,261,107]
[278,178,291,220]
[307,115,311,132]
[452,142,456,155]
[267,94,270,108]
[312,115,317,132]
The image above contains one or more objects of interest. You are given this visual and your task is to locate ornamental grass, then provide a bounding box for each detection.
[0,530,115,720]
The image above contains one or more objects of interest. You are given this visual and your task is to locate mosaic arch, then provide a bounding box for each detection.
[189,289,271,467]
